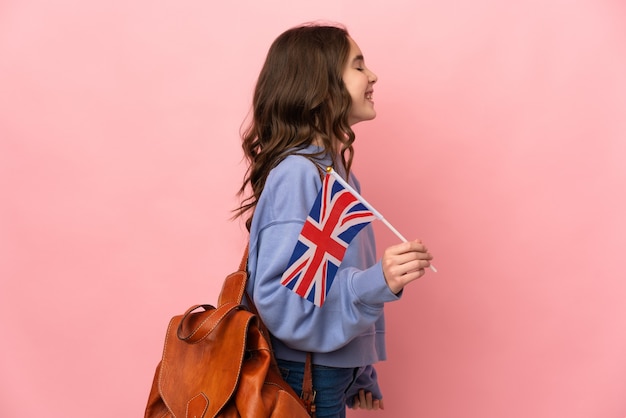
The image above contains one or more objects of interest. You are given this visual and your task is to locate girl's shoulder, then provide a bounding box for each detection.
[255,152,329,226]
[268,150,330,184]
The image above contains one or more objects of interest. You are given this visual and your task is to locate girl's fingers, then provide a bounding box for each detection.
[389,251,432,268]
[351,391,384,410]
[386,258,432,278]
[359,389,367,408]
[386,240,428,256]
[372,398,381,410]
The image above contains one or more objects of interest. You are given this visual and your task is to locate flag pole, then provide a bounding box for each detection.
[327,167,437,273]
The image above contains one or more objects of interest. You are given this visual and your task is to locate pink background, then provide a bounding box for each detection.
[1,0,625,417]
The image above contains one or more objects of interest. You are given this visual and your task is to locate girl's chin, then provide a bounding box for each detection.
[349,114,377,126]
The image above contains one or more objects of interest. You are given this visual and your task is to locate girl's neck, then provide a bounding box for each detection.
[312,135,341,153]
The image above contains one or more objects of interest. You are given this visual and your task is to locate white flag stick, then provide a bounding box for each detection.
[327,168,437,273]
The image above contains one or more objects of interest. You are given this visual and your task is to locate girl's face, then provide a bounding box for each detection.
[342,37,378,126]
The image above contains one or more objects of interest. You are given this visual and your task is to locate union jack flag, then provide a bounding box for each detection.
[281,172,377,307]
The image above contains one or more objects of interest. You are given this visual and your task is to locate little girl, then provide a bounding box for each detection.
[235,23,433,417]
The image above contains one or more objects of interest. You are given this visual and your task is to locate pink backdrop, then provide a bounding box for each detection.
[1,0,625,417]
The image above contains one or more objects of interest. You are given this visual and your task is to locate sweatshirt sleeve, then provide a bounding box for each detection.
[345,365,383,407]
[248,156,400,353]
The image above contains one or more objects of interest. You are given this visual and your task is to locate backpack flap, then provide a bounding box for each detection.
[157,304,254,417]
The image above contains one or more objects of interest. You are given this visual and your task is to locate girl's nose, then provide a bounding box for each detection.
[368,69,378,84]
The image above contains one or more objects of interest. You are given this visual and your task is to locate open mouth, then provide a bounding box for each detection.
[365,91,374,102]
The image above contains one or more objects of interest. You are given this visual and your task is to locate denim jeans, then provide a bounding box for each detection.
[277,359,358,418]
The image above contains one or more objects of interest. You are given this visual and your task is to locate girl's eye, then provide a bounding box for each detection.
[356,67,364,71]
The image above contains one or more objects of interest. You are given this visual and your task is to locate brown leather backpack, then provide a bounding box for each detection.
[144,248,312,418]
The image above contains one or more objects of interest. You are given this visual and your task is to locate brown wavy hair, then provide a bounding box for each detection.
[235,23,357,230]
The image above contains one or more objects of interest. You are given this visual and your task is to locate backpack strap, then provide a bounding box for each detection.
[299,154,329,181]
[217,245,249,306]
[301,352,317,417]
[244,153,324,417]
[297,155,322,417]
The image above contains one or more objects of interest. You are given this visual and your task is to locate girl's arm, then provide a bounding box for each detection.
[249,156,399,352]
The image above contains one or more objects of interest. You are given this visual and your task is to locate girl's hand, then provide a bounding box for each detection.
[351,389,385,410]
[382,239,433,294]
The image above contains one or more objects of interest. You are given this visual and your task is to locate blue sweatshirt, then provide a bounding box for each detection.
[246,146,401,398]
